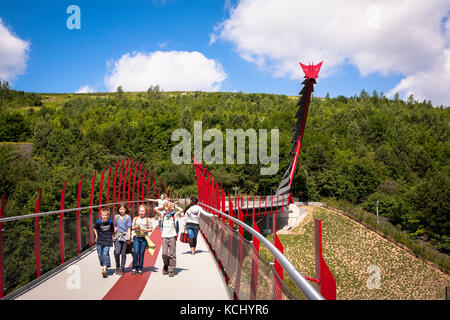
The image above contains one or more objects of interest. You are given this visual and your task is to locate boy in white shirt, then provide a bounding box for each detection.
[154,202,184,277]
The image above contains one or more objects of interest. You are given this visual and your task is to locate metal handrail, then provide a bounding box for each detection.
[199,202,325,300]
[0,200,146,223]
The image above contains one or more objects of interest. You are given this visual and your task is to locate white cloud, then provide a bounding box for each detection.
[75,85,95,93]
[212,0,450,106]
[104,50,227,92]
[0,18,30,82]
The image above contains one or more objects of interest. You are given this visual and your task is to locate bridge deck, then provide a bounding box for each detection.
[15,227,230,300]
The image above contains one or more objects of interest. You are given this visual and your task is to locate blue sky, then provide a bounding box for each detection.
[0,0,448,104]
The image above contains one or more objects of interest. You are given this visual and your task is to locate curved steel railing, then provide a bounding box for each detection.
[199,202,324,300]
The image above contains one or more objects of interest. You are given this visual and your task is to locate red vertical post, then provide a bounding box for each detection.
[226,190,233,286]
[276,195,279,224]
[127,159,133,204]
[98,170,105,218]
[164,185,167,197]
[314,219,337,300]
[252,195,255,225]
[0,194,5,297]
[206,172,210,211]
[216,182,220,212]
[117,159,125,203]
[137,163,143,207]
[106,165,112,209]
[152,176,156,208]
[76,176,83,255]
[89,171,96,247]
[147,171,151,208]
[59,180,67,264]
[132,161,139,216]
[170,189,172,202]
[273,233,284,300]
[221,189,226,223]
[251,223,260,300]
[272,204,283,300]
[34,189,42,278]
[112,159,119,211]
[234,207,244,300]
[141,167,146,205]
[122,159,129,205]
[141,168,146,205]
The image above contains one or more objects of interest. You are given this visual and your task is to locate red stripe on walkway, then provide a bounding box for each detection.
[102,228,162,300]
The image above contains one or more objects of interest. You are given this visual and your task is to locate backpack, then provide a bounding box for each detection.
[160,212,179,234]
[98,218,113,225]
[115,214,130,226]
[133,216,150,228]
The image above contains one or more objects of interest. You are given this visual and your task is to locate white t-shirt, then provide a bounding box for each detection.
[160,211,182,238]
[157,199,168,208]
[132,216,152,238]
[185,205,214,225]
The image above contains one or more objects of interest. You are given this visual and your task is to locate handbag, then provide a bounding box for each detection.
[179,231,189,243]
[126,241,133,254]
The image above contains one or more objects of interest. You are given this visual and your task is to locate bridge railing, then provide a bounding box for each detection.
[192,159,336,300]
[0,197,189,299]
[199,202,324,300]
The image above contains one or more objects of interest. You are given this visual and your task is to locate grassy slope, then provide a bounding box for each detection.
[263,206,450,300]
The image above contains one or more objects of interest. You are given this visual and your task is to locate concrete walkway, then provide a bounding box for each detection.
[15,228,230,300]
[139,231,230,300]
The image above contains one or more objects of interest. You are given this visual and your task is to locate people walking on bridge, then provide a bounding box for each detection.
[184,197,215,255]
[131,204,153,275]
[113,203,132,275]
[94,208,114,278]
[154,202,184,277]
[147,193,168,210]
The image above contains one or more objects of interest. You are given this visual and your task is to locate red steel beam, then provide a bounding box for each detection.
[106,164,112,209]
[132,161,139,218]
[59,180,67,264]
[89,171,96,246]
[112,159,120,212]
[98,170,105,219]
[127,159,133,204]
[76,176,83,255]
[251,222,261,300]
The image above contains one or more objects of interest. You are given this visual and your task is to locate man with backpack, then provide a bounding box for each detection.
[154,202,184,277]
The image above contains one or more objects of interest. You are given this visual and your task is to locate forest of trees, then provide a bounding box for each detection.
[0,82,448,292]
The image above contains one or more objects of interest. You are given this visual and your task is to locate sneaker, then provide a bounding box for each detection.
[131,269,136,275]
[102,266,107,278]
[138,269,143,275]
[115,268,121,275]
[168,271,174,277]
[162,269,168,275]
